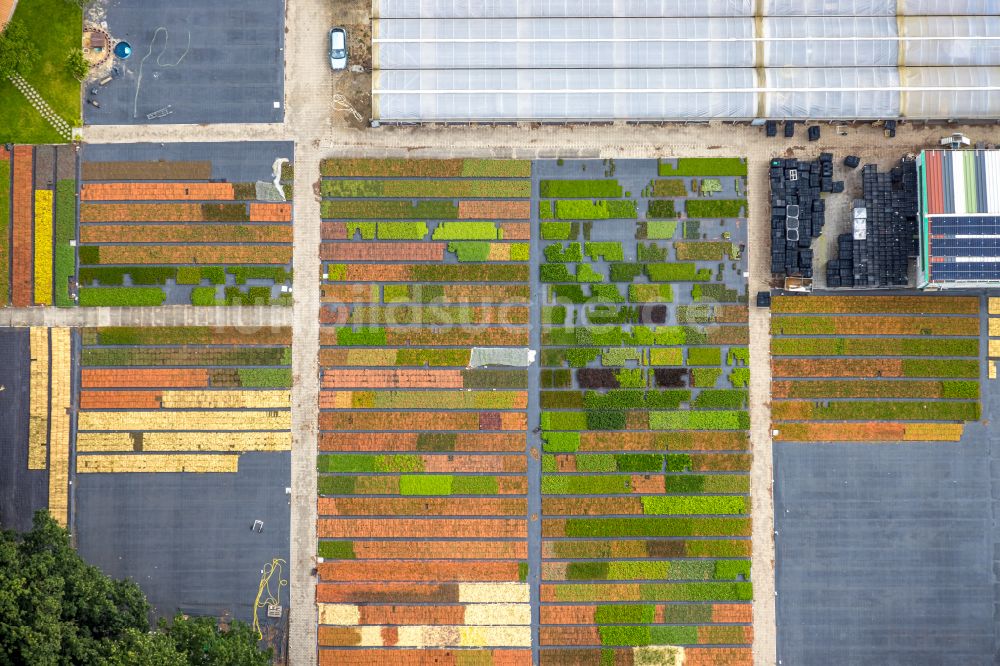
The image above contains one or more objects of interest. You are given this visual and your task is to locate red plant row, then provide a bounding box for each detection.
[11,146,33,307]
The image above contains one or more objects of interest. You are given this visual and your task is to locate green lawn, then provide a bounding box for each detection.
[0,0,82,144]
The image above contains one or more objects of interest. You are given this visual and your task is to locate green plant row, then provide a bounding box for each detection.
[629,284,674,302]
[645,221,678,240]
[555,200,637,220]
[540,179,622,198]
[319,158,531,178]
[320,179,530,198]
[649,410,749,430]
[552,581,753,603]
[540,221,581,240]
[651,180,688,197]
[82,346,289,367]
[541,474,750,494]
[542,262,711,284]
[317,473,502,495]
[773,400,980,421]
[432,221,502,240]
[648,200,676,218]
[675,241,737,261]
[640,496,747,515]
[692,283,746,303]
[902,359,979,378]
[659,158,748,177]
[586,306,639,325]
[318,454,426,474]
[686,199,747,218]
[775,380,979,399]
[540,452,693,473]
[54,180,76,307]
[687,348,722,366]
[551,284,626,303]
[560,517,751,538]
[543,325,711,347]
[693,390,748,408]
[585,242,625,261]
[447,241,529,262]
[321,200,458,220]
[770,337,979,357]
[78,287,166,306]
[566,559,750,583]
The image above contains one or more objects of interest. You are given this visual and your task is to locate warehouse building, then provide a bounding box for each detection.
[918,149,1000,289]
[371,1,1000,123]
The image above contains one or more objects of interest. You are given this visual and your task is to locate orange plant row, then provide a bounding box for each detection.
[79,224,292,243]
[774,421,964,442]
[318,560,522,583]
[318,518,528,539]
[319,411,528,432]
[81,182,235,201]
[318,432,525,452]
[318,497,527,516]
[321,242,445,262]
[82,368,210,388]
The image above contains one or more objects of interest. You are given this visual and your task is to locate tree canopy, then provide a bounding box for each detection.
[0,511,272,666]
[0,20,38,78]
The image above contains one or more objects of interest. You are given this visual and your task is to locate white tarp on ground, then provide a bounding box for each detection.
[372,1,1000,120]
[468,348,536,367]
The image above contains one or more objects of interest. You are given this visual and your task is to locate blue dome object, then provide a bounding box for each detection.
[114,42,132,59]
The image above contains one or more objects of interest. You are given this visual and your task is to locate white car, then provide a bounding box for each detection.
[329,27,348,70]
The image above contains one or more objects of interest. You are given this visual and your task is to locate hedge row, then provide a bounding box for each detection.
[555,200,637,220]
[321,200,458,219]
[540,180,622,198]
[772,295,979,315]
[773,379,978,399]
[685,199,746,218]
[772,400,980,422]
[54,180,76,307]
[317,474,502,496]
[543,325,712,347]
[658,158,747,177]
[771,337,979,357]
[320,178,530,198]
[78,287,166,306]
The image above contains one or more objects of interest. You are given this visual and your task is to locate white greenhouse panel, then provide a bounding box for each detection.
[762,17,898,66]
[900,17,1000,66]
[901,67,1000,118]
[763,67,900,117]
[373,69,759,121]
[375,0,756,19]
[373,18,755,69]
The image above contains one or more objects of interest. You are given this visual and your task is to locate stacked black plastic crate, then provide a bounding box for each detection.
[770,153,837,278]
[825,160,918,288]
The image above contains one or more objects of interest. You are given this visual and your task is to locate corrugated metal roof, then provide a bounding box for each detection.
[920,150,1000,284]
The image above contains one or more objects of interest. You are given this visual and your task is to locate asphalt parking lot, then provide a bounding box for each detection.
[85,0,284,125]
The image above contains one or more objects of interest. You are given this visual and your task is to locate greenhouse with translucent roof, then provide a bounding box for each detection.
[371,0,1000,122]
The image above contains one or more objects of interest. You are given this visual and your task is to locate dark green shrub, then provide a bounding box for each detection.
[648,200,676,218]
[79,246,100,264]
[78,287,165,306]
[541,264,574,282]
[610,263,643,282]
[544,243,583,263]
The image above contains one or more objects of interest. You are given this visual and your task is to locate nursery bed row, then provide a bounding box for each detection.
[76,327,292,473]
[770,295,982,443]
[77,148,294,306]
[317,158,532,663]
[538,159,751,661]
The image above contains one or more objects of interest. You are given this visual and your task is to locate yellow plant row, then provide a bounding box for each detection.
[318,603,531,627]
[990,339,1000,357]
[991,360,997,380]
[990,318,1000,337]
[78,410,291,432]
[28,328,49,470]
[33,190,53,305]
[47,329,71,526]
[159,390,291,409]
[320,625,531,648]
[457,583,530,604]
[77,454,239,474]
[989,298,1000,315]
[77,431,291,453]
